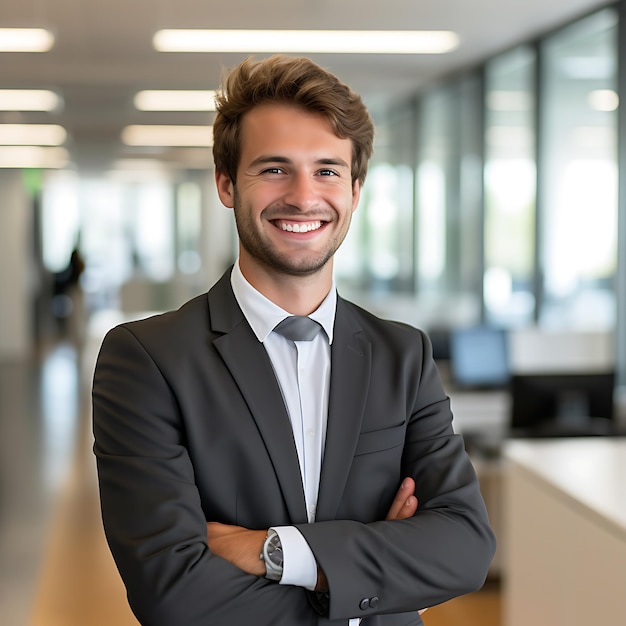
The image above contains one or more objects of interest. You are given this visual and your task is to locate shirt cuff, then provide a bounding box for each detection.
[271,526,318,590]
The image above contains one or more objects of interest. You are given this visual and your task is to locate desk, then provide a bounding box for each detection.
[503,438,626,626]
[448,389,509,440]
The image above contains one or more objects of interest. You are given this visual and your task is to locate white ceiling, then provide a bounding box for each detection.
[0,0,613,170]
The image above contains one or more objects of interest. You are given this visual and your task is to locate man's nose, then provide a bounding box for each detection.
[283,173,319,210]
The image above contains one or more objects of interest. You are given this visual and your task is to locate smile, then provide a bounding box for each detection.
[277,220,323,233]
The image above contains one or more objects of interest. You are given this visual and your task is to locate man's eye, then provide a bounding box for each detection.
[262,167,284,174]
[318,169,338,176]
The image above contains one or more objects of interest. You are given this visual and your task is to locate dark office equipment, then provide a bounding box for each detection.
[449,326,510,389]
[428,327,451,362]
[510,371,616,437]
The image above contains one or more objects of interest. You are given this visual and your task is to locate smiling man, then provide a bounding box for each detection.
[217,102,359,312]
[92,55,495,626]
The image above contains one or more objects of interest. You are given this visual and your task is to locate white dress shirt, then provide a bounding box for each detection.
[230,261,334,588]
[231,262,361,625]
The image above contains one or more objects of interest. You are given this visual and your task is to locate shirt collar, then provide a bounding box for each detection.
[230,259,336,344]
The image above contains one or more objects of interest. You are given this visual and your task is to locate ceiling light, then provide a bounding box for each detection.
[121,125,213,146]
[588,89,619,112]
[0,146,69,168]
[0,124,67,145]
[134,90,217,111]
[153,29,459,54]
[0,90,61,111]
[0,28,54,52]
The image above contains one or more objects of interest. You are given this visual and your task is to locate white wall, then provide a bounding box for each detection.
[0,171,33,360]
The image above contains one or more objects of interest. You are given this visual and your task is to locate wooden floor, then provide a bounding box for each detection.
[24,341,501,626]
[423,584,501,626]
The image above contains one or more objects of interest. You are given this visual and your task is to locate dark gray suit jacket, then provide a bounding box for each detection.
[92,269,496,625]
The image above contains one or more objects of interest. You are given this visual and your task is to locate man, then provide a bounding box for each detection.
[92,55,495,625]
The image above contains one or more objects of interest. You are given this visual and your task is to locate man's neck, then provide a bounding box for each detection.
[238,258,333,316]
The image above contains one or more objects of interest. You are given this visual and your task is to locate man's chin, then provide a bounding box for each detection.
[260,253,332,277]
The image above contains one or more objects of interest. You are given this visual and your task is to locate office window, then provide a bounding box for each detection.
[457,75,484,305]
[415,76,483,325]
[416,86,453,297]
[41,171,81,273]
[78,179,135,309]
[484,46,537,327]
[131,182,175,281]
[363,162,414,286]
[539,8,618,329]
[176,181,202,275]
[337,104,415,294]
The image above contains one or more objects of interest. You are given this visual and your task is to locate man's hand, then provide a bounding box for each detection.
[386,477,427,616]
[386,477,418,520]
[206,522,266,576]
[315,477,418,593]
[207,477,418,583]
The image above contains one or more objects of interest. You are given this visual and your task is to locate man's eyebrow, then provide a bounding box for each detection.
[249,156,291,167]
[316,157,350,169]
[248,155,350,169]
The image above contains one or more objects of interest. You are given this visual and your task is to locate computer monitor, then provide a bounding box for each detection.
[510,371,616,437]
[428,327,451,362]
[449,326,510,389]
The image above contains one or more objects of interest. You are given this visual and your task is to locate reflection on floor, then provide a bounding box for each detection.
[0,339,500,626]
[0,343,83,626]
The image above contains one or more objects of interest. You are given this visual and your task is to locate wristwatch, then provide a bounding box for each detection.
[261,528,283,581]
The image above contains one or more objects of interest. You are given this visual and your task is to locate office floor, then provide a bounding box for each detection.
[0,338,501,626]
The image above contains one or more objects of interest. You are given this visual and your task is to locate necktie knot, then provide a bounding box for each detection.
[273,316,322,342]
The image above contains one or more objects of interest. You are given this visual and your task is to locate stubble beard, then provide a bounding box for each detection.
[233,191,351,277]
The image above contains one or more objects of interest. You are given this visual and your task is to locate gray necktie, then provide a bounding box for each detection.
[273,316,322,341]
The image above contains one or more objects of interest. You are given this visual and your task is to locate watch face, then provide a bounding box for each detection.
[267,534,283,567]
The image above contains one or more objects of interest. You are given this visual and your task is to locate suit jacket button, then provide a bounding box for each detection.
[359,598,370,611]
[369,596,380,609]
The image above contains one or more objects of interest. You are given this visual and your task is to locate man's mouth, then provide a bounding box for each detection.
[276,220,323,233]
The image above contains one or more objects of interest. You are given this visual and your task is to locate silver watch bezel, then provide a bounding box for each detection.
[262,529,283,581]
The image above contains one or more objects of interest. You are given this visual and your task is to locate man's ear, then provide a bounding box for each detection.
[215,170,235,208]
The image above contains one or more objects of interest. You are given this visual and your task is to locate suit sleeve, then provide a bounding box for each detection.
[295,330,497,621]
[92,325,309,625]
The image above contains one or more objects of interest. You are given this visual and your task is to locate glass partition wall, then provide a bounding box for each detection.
[538,8,619,330]
[484,47,537,328]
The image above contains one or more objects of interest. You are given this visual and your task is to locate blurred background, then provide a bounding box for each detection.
[1,0,625,624]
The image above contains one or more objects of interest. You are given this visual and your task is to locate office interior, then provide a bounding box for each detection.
[1,1,626,624]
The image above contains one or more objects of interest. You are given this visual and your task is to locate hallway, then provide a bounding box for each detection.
[0,334,500,626]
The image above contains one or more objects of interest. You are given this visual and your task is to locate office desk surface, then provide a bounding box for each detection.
[504,438,626,539]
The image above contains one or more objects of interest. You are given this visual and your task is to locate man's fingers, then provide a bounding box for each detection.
[386,477,417,520]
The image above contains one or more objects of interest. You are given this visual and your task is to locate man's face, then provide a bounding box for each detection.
[216,103,360,279]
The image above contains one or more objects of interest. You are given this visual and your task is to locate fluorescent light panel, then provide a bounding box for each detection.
[0,28,54,52]
[122,125,213,146]
[0,89,60,111]
[0,146,68,168]
[134,90,217,111]
[0,124,67,145]
[588,89,619,112]
[153,29,459,54]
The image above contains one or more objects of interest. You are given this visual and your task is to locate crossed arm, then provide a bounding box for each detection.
[207,476,421,594]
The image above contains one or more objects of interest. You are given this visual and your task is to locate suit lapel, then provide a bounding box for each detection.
[208,271,308,524]
[316,298,371,521]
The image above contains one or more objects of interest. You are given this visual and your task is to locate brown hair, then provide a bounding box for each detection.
[212,55,374,186]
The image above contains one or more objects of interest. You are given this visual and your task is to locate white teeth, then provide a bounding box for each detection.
[280,221,322,232]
